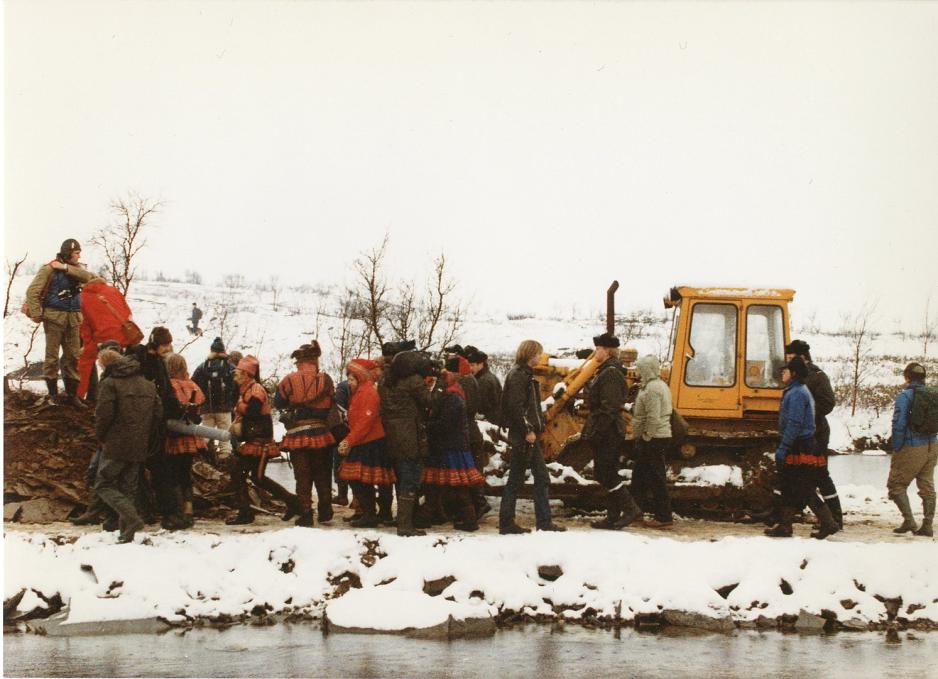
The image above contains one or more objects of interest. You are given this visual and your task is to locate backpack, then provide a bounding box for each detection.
[20,263,54,319]
[205,358,236,411]
[910,385,938,435]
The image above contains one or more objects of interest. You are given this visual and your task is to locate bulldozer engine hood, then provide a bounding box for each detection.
[637,355,660,384]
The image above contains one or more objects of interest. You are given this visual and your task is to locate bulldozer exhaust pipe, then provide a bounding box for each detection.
[607,280,619,336]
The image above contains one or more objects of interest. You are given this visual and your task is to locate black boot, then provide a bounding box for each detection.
[63,378,86,408]
[612,488,643,528]
[914,497,934,537]
[295,510,314,528]
[377,485,395,526]
[810,503,840,539]
[44,379,59,400]
[591,488,623,530]
[765,507,794,537]
[396,495,426,537]
[225,510,255,525]
[350,485,378,528]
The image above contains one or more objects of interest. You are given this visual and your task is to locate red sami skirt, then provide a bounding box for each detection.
[422,450,485,487]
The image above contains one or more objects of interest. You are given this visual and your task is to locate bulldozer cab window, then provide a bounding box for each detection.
[684,303,737,387]
[745,305,785,389]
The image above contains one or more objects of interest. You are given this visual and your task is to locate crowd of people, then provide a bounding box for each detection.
[23,239,938,543]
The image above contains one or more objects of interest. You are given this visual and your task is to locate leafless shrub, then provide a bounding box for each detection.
[5,252,28,318]
[90,193,162,296]
[837,302,879,417]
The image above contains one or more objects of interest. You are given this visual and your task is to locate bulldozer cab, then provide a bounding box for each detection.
[664,286,794,419]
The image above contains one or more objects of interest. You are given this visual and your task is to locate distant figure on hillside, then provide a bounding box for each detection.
[24,238,94,405]
[188,303,203,336]
[888,362,937,537]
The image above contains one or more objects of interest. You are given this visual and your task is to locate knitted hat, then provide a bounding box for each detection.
[785,340,811,356]
[148,326,173,348]
[210,337,225,353]
[782,357,809,379]
[444,344,465,357]
[593,333,620,348]
[291,341,322,361]
[237,355,259,377]
[466,349,487,364]
[58,238,81,259]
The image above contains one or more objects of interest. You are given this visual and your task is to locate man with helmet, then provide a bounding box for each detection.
[25,239,94,405]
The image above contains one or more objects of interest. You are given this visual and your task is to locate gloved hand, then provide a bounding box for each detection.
[775,448,786,466]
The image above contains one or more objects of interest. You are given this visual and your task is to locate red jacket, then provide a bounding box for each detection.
[345,379,385,448]
[80,281,134,347]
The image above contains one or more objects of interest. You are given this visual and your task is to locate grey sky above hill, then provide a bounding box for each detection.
[5,1,938,328]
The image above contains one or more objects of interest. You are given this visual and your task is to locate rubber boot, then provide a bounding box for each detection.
[225,510,255,525]
[810,503,840,539]
[612,488,643,528]
[825,494,844,531]
[891,492,919,534]
[452,488,479,532]
[350,485,378,528]
[396,495,425,537]
[181,499,194,528]
[764,507,794,537]
[591,488,623,530]
[295,510,314,527]
[914,497,934,537]
[377,485,395,526]
[63,378,86,408]
[333,481,349,506]
[44,379,59,403]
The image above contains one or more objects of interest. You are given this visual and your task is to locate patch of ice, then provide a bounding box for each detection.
[326,588,485,630]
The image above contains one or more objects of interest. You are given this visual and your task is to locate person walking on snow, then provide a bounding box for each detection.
[785,340,842,530]
[584,333,643,530]
[765,357,839,539]
[497,339,565,534]
[888,362,937,537]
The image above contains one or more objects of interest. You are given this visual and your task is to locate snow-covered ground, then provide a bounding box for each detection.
[6,523,938,632]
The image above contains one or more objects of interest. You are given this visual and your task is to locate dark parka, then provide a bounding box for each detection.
[803,362,835,452]
[126,345,184,422]
[475,366,503,424]
[95,356,162,463]
[501,363,543,438]
[457,374,484,454]
[583,358,628,440]
[378,373,430,462]
[428,390,471,453]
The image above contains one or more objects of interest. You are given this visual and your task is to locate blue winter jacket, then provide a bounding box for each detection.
[778,379,816,455]
[44,269,82,312]
[891,382,938,451]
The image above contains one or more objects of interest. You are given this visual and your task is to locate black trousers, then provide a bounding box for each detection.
[630,438,673,521]
[591,428,623,490]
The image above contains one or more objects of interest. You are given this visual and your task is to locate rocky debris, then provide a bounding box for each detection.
[423,576,456,597]
[538,565,564,581]
[2,389,262,523]
[3,588,64,625]
[794,609,827,632]
[327,572,362,598]
[661,609,735,633]
[842,617,870,631]
[715,583,738,600]
[875,595,903,620]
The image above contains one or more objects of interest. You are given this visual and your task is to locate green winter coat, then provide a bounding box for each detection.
[583,357,628,440]
[803,362,835,451]
[378,373,430,461]
[95,356,162,463]
[475,366,503,424]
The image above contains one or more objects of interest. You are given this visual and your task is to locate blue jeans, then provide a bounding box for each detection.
[395,459,424,497]
[498,436,551,529]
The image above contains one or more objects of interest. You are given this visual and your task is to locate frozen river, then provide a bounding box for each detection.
[5,623,938,679]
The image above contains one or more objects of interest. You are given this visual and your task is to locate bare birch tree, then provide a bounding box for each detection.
[90,193,162,296]
[840,302,878,417]
[921,294,937,359]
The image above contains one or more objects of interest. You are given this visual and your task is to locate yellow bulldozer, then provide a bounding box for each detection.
[494,281,794,516]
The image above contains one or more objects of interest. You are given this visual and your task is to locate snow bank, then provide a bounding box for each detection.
[672,465,744,488]
[6,528,938,630]
[325,589,486,630]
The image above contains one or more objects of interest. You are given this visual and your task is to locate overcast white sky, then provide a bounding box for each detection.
[5,1,938,328]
